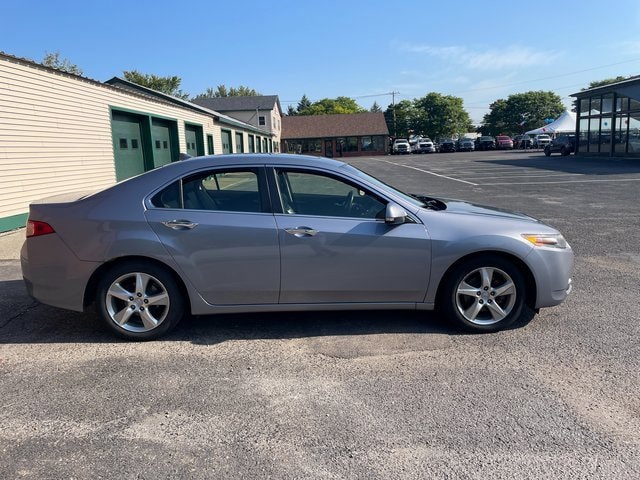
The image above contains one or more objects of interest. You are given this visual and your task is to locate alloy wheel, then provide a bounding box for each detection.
[455,267,517,326]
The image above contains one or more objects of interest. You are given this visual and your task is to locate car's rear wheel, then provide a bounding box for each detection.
[440,255,532,332]
[561,146,569,156]
[96,261,185,340]
[544,147,551,156]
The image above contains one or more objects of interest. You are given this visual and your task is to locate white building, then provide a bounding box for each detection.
[0,52,275,232]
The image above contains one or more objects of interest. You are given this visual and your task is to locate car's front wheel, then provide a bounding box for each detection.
[439,255,533,332]
[96,261,185,340]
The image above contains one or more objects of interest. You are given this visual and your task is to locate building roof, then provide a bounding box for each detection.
[105,77,273,136]
[281,112,389,139]
[571,75,640,97]
[192,95,282,113]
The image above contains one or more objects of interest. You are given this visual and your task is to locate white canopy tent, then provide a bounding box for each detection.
[526,110,576,135]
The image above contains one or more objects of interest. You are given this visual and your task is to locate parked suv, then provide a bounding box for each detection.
[392,139,411,154]
[544,135,575,156]
[457,138,475,152]
[533,134,551,149]
[438,138,456,152]
[476,136,495,151]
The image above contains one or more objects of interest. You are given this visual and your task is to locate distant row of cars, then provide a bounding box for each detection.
[391,134,575,156]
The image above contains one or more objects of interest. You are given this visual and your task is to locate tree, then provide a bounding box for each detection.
[414,93,473,139]
[296,94,312,114]
[123,70,189,99]
[41,51,83,75]
[583,76,628,90]
[481,91,564,136]
[299,97,366,115]
[286,105,297,116]
[193,85,261,99]
[370,101,382,113]
[384,100,416,138]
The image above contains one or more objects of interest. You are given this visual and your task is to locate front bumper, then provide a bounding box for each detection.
[524,244,574,309]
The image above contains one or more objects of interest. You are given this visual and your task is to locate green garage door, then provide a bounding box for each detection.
[221,130,232,154]
[235,132,244,153]
[112,112,146,181]
[151,119,174,167]
[185,126,198,157]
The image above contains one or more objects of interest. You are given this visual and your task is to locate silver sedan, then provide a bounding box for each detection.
[21,154,573,340]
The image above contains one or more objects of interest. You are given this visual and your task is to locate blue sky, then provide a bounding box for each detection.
[3,0,640,123]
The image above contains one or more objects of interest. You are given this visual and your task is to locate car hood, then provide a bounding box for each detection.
[418,196,539,223]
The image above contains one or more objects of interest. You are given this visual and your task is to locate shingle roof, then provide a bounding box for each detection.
[281,112,389,139]
[192,95,281,112]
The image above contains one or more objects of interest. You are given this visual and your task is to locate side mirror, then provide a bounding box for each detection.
[385,203,408,225]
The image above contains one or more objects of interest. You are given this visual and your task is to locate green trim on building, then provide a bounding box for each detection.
[0,212,28,233]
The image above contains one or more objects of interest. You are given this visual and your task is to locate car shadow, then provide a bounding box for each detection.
[480,153,640,176]
[0,277,462,344]
[0,278,529,345]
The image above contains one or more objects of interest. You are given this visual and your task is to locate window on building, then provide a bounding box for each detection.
[344,137,358,152]
[248,135,255,153]
[616,96,629,112]
[589,117,600,152]
[602,94,614,114]
[578,118,589,153]
[630,97,640,111]
[259,116,266,126]
[579,98,590,117]
[629,113,640,153]
[600,117,612,154]
[614,115,628,153]
[590,96,602,115]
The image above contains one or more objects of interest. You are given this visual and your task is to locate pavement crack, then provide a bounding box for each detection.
[0,301,40,329]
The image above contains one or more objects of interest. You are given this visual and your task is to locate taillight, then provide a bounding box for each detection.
[26,220,55,238]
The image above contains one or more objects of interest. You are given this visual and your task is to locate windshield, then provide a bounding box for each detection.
[341,164,425,208]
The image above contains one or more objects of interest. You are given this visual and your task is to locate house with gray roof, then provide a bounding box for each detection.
[192,95,282,151]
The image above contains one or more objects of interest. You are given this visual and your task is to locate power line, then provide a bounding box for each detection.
[280,91,399,105]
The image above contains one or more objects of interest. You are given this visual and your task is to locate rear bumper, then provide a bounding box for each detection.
[21,235,100,312]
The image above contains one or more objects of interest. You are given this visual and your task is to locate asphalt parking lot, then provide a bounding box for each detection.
[1,149,639,479]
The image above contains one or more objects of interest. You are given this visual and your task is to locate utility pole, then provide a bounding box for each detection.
[391,91,399,138]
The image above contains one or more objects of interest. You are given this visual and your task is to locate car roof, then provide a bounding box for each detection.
[171,153,345,171]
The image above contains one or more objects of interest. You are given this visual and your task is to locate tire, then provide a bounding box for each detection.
[560,146,569,156]
[544,147,551,156]
[439,255,533,333]
[96,261,185,340]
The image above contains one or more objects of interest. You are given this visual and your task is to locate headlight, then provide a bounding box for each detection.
[522,233,568,249]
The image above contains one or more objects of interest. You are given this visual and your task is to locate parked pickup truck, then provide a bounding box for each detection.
[392,138,411,154]
[413,137,436,153]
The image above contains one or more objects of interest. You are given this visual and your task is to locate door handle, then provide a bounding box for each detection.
[285,227,318,237]
[162,220,198,230]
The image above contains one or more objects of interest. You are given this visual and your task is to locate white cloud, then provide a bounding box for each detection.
[401,43,562,70]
